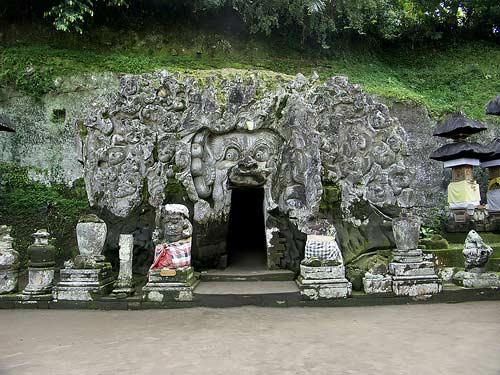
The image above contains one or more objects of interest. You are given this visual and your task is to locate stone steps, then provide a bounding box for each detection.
[193,281,300,307]
[199,269,296,282]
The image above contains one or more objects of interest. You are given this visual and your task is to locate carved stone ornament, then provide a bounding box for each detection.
[79,72,414,231]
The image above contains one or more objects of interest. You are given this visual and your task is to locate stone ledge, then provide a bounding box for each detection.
[0,285,498,309]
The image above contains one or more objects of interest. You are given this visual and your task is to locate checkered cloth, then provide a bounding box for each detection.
[304,235,342,261]
[150,238,192,270]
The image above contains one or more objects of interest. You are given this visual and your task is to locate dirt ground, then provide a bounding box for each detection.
[0,301,499,375]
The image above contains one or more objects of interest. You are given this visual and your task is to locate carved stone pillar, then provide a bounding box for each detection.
[111,234,135,296]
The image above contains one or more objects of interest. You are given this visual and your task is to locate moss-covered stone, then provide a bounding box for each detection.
[0,162,90,268]
[319,180,341,216]
[420,234,449,249]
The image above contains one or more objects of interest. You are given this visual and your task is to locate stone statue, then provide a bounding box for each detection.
[150,204,192,270]
[463,230,493,272]
[296,219,352,300]
[143,204,196,302]
[452,230,499,288]
[0,225,19,294]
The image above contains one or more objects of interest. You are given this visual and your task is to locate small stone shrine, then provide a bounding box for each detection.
[22,229,55,297]
[0,226,19,294]
[296,220,352,300]
[389,201,442,297]
[481,138,500,218]
[53,215,115,301]
[453,230,500,288]
[142,204,197,302]
[430,113,490,229]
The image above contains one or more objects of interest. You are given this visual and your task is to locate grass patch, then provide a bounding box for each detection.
[0,25,499,121]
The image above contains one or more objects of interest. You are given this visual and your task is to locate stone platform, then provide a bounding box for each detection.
[0,283,498,309]
[199,268,295,282]
[142,267,198,303]
[53,265,115,301]
[296,265,352,300]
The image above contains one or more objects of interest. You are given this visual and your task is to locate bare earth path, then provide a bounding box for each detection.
[0,302,499,375]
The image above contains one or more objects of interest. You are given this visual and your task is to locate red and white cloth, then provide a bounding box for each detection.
[150,238,192,270]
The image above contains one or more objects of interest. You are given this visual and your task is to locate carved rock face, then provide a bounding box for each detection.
[192,130,281,193]
[80,72,413,234]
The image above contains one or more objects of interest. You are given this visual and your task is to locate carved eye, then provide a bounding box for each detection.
[225,147,240,162]
[254,147,270,162]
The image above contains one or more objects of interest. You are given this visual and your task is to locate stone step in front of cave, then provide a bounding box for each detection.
[199,268,296,282]
[194,281,300,307]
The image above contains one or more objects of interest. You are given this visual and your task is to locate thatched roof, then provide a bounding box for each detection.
[432,112,487,139]
[481,138,500,161]
[430,141,491,162]
[486,96,500,116]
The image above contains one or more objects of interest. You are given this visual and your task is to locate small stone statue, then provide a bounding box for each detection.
[142,204,196,302]
[463,230,493,272]
[23,229,56,296]
[0,225,19,294]
[150,204,192,270]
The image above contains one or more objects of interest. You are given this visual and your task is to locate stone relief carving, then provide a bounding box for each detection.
[80,71,413,232]
[186,129,282,221]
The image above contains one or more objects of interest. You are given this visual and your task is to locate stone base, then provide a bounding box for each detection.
[362,274,392,294]
[296,277,352,300]
[392,275,442,297]
[53,264,114,301]
[0,269,18,294]
[299,264,345,280]
[142,267,197,302]
[453,271,500,288]
[389,261,436,277]
[391,249,424,263]
[22,267,55,296]
[110,285,135,297]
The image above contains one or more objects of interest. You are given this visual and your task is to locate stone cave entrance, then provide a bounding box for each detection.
[226,187,267,270]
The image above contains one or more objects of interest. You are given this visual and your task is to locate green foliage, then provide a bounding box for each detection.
[45,0,128,34]
[0,163,90,267]
[5,0,498,44]
[0,26,498,120]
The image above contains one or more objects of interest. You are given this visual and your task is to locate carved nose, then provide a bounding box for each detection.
[238,156,257,169]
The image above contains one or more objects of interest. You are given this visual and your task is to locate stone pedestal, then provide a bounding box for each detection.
[362,273,392,294]
[111,234,134,296]
[142,267,197,302]
[389,216,441,297]
[53,264,114,301]
[296,233,352,300]
[297,265,352,299]
[22,230,55,297]
[53,215,115,301]
[0,226,19,294]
